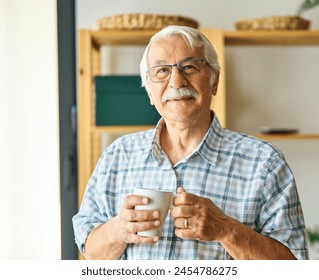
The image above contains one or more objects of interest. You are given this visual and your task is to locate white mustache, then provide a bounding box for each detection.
[161,87,199,103]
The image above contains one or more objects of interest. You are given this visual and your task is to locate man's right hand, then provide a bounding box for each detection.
[114,194,161,244]
[84,194,161,259]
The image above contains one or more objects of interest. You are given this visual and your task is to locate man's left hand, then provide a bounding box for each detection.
[170,187,229,241]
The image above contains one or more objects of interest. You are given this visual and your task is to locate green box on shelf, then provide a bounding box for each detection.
[95,75,161,125]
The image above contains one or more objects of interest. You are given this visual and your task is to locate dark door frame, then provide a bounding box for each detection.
[57,0,78,259]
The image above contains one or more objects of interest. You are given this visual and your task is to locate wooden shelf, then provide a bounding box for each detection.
[255,134,319,141]
[90,29,319,48]
[92,30,157,47]
[225,30,319,46]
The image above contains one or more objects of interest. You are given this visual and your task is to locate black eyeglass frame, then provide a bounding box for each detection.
[146,57,212,83]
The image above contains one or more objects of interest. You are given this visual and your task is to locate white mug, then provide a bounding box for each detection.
[134,188,174,237]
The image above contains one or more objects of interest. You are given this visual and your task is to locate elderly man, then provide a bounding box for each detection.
[73,25,309,260]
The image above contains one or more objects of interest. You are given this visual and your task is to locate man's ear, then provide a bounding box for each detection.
[212,73,219,96]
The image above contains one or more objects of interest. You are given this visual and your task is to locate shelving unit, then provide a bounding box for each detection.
[77,29,319,207]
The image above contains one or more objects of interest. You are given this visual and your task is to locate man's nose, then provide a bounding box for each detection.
[168,66,187,88]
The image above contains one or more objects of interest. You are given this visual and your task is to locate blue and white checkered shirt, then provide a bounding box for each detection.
[73,113,309,259]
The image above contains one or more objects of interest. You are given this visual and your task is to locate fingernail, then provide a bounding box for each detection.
[142,197,149,204]
[154,220,160,226]
[153,236,159,242]
[153,210,160,218]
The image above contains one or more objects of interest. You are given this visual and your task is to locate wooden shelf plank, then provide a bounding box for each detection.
[255,133,319,141]
[92,30,157,46]
[225,30,319,46]
[90,29,319,47]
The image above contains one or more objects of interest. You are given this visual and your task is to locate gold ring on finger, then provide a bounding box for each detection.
[184,218,188,229]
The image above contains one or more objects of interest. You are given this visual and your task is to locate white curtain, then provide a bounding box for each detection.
[0,0,61,259]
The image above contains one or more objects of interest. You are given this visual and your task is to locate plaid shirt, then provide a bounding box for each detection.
[73,114,309,260]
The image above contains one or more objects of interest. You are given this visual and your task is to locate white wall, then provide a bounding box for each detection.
[0,0,61,259]
[76,0,319,246]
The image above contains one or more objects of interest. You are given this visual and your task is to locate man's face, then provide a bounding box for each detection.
[145,36,218,124]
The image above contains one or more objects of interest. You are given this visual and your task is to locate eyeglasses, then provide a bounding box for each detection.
[146,57,211,83]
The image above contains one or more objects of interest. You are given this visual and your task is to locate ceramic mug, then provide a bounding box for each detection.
[134,188,174,236]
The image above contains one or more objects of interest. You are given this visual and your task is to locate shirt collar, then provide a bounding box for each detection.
[196,112,224,166]
[139,118,165,163]
[151,118,166,164]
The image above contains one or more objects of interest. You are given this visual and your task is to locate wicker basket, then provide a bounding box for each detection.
[93,13,199,31]
[236,16,310,30]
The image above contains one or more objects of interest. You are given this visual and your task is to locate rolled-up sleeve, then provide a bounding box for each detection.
[72,155,108,255]
[257,154,309,259]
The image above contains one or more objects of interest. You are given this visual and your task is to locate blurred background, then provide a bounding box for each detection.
[0,0,318,260]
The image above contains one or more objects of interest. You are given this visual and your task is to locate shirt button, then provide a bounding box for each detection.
[163,236,168,241]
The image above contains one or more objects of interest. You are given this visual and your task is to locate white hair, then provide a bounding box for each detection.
[139,25,221,87]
